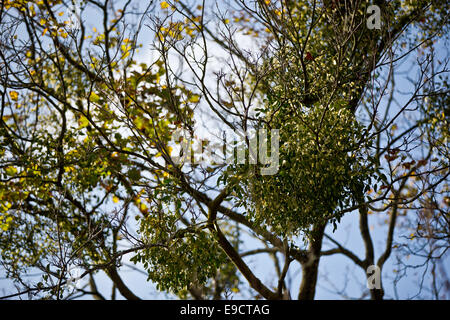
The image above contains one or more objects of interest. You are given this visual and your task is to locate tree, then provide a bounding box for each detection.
[0,0,448,300]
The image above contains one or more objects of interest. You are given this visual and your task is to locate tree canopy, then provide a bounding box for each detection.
[0,0,448,300]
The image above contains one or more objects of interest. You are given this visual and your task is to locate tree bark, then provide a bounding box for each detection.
[370,287,384,300]
[298,223,326,300]
[106,266,141,300]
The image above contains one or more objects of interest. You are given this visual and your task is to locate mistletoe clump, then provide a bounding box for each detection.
[131,183,231,295]
[244,102,373,237]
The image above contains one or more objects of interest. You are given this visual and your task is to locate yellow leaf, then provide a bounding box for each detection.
[42,28,48,36]
[40,18,46,25]
[64,166,75,173]
[139,203,148,215]
[9,91,18,101]
[160,1,170,9]
[89,92,100,103]
[189,94,200,103]
[29,4,36,17]
[78,115,89,128]
[121,44,131,59]
[224,18,230,24]
[158,32,165,42]
[58,12,64,16]
[134,118,145,130]
[113,196,119,203]
[5,166,17,176]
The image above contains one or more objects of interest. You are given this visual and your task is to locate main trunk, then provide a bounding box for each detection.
[298,223,326,300]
